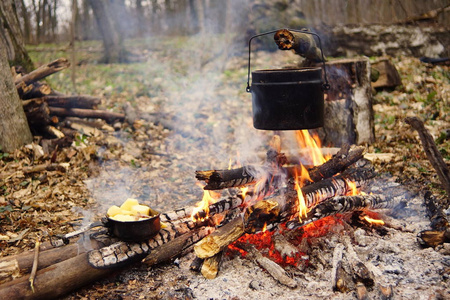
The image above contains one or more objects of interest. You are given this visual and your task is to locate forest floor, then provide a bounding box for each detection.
[0,37,449,299]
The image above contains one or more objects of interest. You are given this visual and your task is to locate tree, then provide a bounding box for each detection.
[0,0,34,72]
[88,0,127,63]
[0,39,33,153]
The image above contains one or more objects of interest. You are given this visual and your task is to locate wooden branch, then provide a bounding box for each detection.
[0,252,117,300]
[236,243,297,288]
[405,116,450,195]
[194,217,244,259]
[17,81,52,100]
[331,243,345,292]
[49,107,125,123]
[423,191,449,231]
[200,251,223,279]
[273,29,323,62]
[31,95,101,109]
[14,58,70,86]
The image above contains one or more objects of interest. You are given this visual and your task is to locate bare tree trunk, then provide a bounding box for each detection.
[88,0,127,63]
[0,0,34,71]
[17,0,33,44]
[0,40,33,153]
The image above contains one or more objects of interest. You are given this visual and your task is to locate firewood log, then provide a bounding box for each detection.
[235,242,297,288]
[35,95,101,109]
[87,219,207,269]
[14,58,70,86]
[49,107,125,123]
[194,217,244,259]
[142,227,214,266]
[200,251,223,279]
[22,98,52,128]
[17,81,52,100]
[196,144,366,191]
[405,116,450,195]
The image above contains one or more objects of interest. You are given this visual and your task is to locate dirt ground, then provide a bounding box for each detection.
[0,40,449,299]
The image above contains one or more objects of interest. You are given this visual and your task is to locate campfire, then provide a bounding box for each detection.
[1,29,448,300]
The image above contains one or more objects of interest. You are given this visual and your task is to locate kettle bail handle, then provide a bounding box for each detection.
[246,28,330,93]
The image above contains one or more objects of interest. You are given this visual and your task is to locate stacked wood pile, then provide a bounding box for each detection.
[13,58,125,140]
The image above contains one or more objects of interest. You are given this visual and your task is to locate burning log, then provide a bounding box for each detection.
[405,116,450,195]
[236,242,297,288]
[304,144,365,182]
[196,166,257,190]
[200,251,224,279]
[287,194,393,229]
[88,218,205,268]
[273,29,323,63]
[194,217,244,259]
[142,228,214,266]
[196,144,366,191]
[49,107,125,123]
[14,58,70,87]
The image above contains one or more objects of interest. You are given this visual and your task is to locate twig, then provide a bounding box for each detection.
[29,239,40,293]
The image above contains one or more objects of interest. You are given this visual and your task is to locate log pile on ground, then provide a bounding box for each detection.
[12,58,125,141]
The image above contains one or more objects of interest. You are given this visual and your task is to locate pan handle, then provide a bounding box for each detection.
[246,28,330,93]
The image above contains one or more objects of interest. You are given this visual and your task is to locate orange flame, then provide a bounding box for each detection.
[345,179,359,196]
[294,166,309,222]
[295,130,330,165]
[363,215,385,226]
[191,186,219,222]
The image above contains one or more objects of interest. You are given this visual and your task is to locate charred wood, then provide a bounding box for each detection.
[195,166,257,190]
[423,191,449,231]
[378,284,394,300]
[287,194,392,229]
[14,58,70,86]
[236,242,297,288]
[405,116,450,196]
[88,218,202,268]
[49,107,125,123]
[196,145,366,191]
[305,144,365,182]
[417,229,450,248]
[142,228,214,266]
[244,199,280,234]
[273,29,324,63]
[189,257,204,272]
